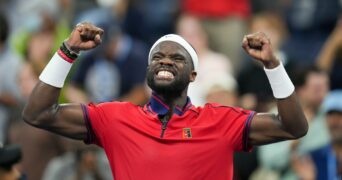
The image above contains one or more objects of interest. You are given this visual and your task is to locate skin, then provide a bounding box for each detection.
[22,23,308,147]
[0,167,21,180]
[316,21,342,72]
[326,112,342,146]
[147,42,196,101]
[326,112,342,175]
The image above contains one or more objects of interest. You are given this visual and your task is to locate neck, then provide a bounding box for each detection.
[154,89,188,110]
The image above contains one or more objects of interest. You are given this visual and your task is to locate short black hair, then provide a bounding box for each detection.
[292,65,327,88]
[0,13,9,44]
[0,145,22,170]
[327,110,342,115]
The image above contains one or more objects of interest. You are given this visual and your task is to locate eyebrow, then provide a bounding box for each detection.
[170,53,186,58]
[152,52,186,57]
[152,52,164,56]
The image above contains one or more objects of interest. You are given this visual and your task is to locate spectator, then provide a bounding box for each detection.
[299,90,342,179]
[43,143,112,180]
[10,0,70,60]
[282,0,341,66]
[176,14,234,106]
[182,0,251,73]
[316,19,342,90]
[0,144,24,180]
[125,0,180,46]
[203,73,238,107]
[8,121,68,180]
[0,13,22,143]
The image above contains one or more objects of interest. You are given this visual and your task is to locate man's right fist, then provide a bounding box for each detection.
[65,22,104,53]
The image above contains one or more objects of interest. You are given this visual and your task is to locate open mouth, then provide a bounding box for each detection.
[155,70,175,80]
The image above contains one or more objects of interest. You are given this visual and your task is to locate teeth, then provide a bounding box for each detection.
[157,71,174,79]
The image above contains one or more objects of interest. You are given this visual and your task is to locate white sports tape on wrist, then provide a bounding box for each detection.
[39,52,73,88]
[264,63,295,99]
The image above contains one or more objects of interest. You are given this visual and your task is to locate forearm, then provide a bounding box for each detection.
[23,43,76,126]
[22,82,61,125]
[249,72,308,145]
[316,37,339,72]
[276,93,308,138]
[265,62,308,138]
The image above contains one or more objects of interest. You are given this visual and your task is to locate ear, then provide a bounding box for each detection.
[190,71,197,82]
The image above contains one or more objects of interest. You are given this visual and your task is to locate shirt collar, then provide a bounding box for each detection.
[147,92,193,116]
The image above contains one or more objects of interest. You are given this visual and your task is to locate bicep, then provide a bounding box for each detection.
[37,103,88,140]
[248,113,296,145]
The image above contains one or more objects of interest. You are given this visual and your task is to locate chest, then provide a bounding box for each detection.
[101,112,237,160]
[103,117,235,180]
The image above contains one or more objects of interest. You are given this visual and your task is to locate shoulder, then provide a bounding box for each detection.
[310,144,331,157]
[196,103,253,118]
[88,101,139,111]
[85,101,142,123]
[309,144,331,167]
[202,103,250,112]
[309,144,331,179]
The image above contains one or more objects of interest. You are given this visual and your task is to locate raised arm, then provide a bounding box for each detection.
[22,23,103,140]
[316,21,342,72]
[242,32,308,145]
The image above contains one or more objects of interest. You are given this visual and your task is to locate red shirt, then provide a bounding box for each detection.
[83,94,255,180]
[182,0,250,19]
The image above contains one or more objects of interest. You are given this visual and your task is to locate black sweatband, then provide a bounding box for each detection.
[60,41,79,60]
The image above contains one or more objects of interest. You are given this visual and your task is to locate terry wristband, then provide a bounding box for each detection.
[39,50,75,88]
[264,62,295,99]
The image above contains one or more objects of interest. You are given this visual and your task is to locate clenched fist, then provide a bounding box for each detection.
[242,32,280,69]
[65,22,104,53]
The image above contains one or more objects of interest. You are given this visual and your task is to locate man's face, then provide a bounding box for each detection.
[326,111,342,144]
[301,72,329,108]
[146,41,196,94]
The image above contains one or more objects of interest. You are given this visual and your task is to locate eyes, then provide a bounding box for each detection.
[151,53,186,63]
[151,55,162,61]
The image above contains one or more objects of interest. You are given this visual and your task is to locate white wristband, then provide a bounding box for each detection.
[39,52,73,88]
[264,63,295,99]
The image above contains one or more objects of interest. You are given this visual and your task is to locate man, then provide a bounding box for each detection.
[42,144,111,180]
[0,13,22,143]
[0,144,24,180]
[307,90,342,179]
[22,22,308,179]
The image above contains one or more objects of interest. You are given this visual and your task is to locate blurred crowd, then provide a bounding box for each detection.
[0,0,342,179]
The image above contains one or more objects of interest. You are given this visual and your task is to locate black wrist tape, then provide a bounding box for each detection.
[60,42,79,60]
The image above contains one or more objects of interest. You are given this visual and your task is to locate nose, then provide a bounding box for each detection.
[159,57,174,66]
